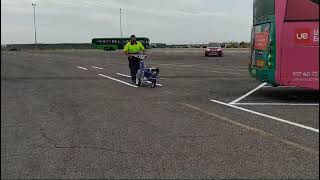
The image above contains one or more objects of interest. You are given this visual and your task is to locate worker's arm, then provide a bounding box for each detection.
[123,43,132,58]
[140,42,146,55]
[124,51,131,57]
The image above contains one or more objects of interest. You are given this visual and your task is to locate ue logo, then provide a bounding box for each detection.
[295,28,311,45]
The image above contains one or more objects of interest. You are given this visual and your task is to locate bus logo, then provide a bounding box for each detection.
[294,28,319,46]
[296,32,309,40]
[295,28,311,45]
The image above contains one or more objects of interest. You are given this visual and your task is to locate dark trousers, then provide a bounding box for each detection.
[128,57,140,82]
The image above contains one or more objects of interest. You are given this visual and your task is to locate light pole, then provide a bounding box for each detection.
[120,8,123,38]
[32,3,37,49]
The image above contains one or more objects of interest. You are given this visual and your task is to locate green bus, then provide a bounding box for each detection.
[92,37,150,51]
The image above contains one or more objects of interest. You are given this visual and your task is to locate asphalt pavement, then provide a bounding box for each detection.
[1,48,319,179]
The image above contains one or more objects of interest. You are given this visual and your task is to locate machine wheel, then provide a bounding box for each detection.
[150,80,156,88]
[135,77,141,86]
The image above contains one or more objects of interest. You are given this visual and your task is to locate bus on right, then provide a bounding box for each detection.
[249,0,319,90]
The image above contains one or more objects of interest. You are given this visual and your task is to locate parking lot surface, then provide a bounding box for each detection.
[1,48,319,179]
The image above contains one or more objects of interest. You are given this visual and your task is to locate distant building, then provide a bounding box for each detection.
[150,43,167,48]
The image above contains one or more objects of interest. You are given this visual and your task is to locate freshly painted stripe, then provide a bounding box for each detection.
[91,66,104,69]
[229,83,267,104]
[116,73,131,78]
[183,103,318,155]
[116,73,163,87]
[98,74,138,88]
[210,99,319,133]
[233,103,319,106]
[76,66,87,70]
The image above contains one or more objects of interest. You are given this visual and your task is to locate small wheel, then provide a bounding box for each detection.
[151,80,156,88]
[135,76,141,86]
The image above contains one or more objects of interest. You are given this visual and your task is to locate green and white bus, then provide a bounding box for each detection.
[92,37,150,51]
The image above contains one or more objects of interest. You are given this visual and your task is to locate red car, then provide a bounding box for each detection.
[205,43,223,57]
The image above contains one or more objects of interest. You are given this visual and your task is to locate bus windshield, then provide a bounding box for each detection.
[253,0,274,18]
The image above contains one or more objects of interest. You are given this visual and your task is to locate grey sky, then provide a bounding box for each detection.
[1,0,253,44]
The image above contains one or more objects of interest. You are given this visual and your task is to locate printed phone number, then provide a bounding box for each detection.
[292,71,318,77]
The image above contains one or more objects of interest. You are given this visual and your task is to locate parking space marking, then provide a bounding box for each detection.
[98,74,138,88]
[210,99,319,133]
[229,83,268,104]
[183,103,319,155]
[233,103,319,106]
[116,73,131,78]
[91,66,103,69]
[76,66,87,70]
[116,73,163,87]
[262,85,294,88]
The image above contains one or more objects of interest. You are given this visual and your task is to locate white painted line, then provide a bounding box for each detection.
[76,66,87,70]
[183,103,319,154]
[210,99,319,133]
[229,83,267,104]
[146,81,163,87]
[91,66,103,69]
[233,103,319,106]
[98,74,138,88]
[116,73,163,87]
[116,73,131,78]
[263,85,294,88]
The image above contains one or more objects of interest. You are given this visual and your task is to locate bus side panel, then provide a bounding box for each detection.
[280,22,319,89]
[275,0,287,86]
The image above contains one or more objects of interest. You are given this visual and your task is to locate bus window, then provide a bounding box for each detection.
[253,0,274,18]
[285,0,319,21]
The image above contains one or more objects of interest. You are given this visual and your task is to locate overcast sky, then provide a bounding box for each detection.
[1,0,253,44]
